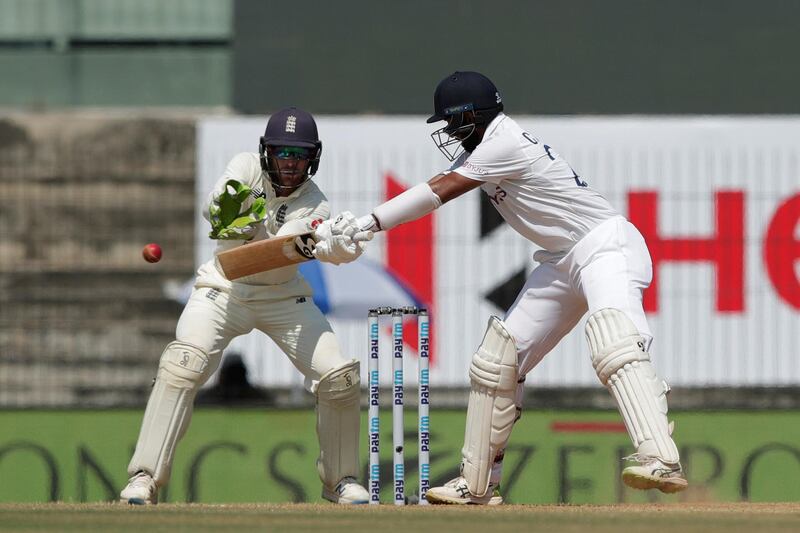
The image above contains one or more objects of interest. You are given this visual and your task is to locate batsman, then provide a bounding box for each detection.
[317,72,689,504]
[120,107,369,505]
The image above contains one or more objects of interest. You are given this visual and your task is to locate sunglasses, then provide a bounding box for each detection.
[272,146,312,160]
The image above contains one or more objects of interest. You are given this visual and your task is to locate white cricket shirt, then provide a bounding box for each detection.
[452,113,618,253]
[198,152,329,288]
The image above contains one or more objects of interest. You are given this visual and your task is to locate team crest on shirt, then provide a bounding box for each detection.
[276,204,287,224]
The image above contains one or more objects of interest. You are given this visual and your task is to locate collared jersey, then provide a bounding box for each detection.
[451,113,618,253]
[197,152,329,288]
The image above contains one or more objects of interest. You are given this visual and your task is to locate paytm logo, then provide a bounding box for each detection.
[419,368,429,386]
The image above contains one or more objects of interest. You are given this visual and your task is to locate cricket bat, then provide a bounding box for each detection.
[216,232,317,280]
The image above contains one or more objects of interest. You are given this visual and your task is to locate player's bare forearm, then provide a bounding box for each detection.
[428,171,482,203]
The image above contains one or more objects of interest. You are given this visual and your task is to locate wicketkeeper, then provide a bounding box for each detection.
[120,107,369,505]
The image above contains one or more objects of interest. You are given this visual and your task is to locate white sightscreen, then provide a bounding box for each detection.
[197,116,800,388]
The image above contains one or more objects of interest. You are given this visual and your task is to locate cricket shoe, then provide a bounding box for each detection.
[622,455,688,494]
[120,471,158,505]
[425,477,504,505]
[322,476,369,504]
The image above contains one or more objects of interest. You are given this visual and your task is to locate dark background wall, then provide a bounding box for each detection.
[234,0,800,115]
[0,0,231,107]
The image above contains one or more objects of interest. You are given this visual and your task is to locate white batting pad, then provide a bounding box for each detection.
[128,342,211,485]
[462,317,519,497]
[585,309,679,464]
[315,359,361,488]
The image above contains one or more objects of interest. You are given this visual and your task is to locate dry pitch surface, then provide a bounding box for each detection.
[1,502,798,532]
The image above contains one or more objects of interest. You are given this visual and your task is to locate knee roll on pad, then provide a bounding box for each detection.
[128,342,211,486]
[585,308,650,384]
[585,309,679,464]
[316,358,361,404]
[315,359,361,488]
[158,341,212,386]
[462,317,520,497]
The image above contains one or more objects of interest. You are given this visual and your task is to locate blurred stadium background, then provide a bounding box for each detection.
[0,0,798,505]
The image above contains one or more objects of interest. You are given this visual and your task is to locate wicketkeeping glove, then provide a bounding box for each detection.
[208,179,266,240]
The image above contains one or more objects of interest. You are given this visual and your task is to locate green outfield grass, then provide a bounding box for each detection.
[0,503,798,533]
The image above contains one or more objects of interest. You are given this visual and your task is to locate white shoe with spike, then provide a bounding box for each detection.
[425,477,504,505]
[322,476,369,504]
[622,455,688,494]
[120,471,158,505]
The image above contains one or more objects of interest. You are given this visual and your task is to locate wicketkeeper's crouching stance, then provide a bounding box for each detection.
[120,107,369,505]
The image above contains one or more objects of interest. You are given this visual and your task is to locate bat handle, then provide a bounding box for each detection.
[353,230,374,243]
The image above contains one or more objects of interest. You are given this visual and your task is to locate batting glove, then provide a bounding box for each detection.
[313,212,373,265]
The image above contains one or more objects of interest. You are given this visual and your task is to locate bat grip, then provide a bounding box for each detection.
[353,230,374,243]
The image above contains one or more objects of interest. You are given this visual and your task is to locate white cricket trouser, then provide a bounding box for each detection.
[178,277,346,389]
[125,276,350,486]
[505,215,653,376]
[486,215,656,485]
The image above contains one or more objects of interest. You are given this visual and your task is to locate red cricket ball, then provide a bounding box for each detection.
[142,243,162,263]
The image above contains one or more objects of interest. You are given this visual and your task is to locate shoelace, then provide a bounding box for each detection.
[623,453,659,464]
[129,473,153,489]
[336,477,357,493]
[623,454,681,472]
[443,477,499,493]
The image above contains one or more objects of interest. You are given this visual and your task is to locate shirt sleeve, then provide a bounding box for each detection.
[452,135,528,184]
